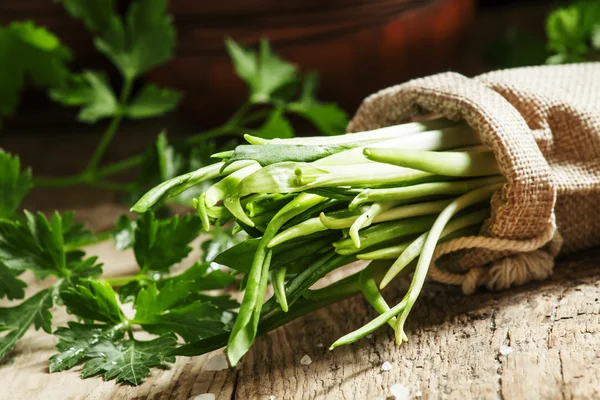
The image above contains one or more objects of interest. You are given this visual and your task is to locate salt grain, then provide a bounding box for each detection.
[415,390,423,397]
[316,343,324,348]
[381,361,392,371]
[499,345,513,356]
[269,396,276,400]
[192,394,215,400]
[390,383,409,400]
[300,354,312,365]
[204,354,229,371]
[366,334,373,339]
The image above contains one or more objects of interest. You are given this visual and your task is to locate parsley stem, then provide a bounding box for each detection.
[84,76,134,175]
[32,105,269,190]
[104,274,141,287]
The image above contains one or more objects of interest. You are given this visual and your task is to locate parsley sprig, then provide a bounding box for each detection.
[486,0,600,68]
[0,150,240,385]
[2,0,348,197]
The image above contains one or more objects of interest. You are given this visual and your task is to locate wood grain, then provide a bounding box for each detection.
[0,203,599,400]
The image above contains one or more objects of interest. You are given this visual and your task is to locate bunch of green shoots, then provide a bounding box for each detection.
[133,116,506,365]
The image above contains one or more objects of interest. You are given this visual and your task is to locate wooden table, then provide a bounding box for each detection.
[1,216,599,399]
[3,3,597,399]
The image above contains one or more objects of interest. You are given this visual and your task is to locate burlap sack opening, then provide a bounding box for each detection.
[347,63,600,294]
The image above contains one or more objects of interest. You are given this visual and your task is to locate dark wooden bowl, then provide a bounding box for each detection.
[150,0,475,124]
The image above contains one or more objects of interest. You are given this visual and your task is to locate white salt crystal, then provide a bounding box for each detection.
[390,383,409,400]
[381,361,392,371]
[204,354,229,371]
[192,394,215,400]
[300,354,312,365]
[366,334,373,339]
[499,345,513,356]
[316,343,324,348]
[415,390,423,397]
[269,396,276,400]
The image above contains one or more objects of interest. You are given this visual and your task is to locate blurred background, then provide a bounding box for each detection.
[1,0,558,127]
[0,0,570,214]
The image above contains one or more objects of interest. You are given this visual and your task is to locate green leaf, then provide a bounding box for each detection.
[546,1,600,62]
[61,0,116,32]
[225,39,299,103]
[256,110,294,139]
[61,211,94,248]
[0,149,32,219]
[156,132,185,181]
[200,226,240,264]
[94,0,175,79]
[134,281,235,342]
[49,321,124,373]
[160,261,235,293]
[0,21,72,121]
[125,84,182,119]
[0,211,100,278]
[81,335,177,385]
[50,71,118,123]
[133,212,202,273]
[0,262,26,300]
[0,289,53,360]
[225,38,257,86]
[287,73,348,136]
[592,24,600,50]
[61,280,124,324]
[113,214,136,251]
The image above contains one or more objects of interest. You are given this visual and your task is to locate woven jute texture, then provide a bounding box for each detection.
[348,63,600,289]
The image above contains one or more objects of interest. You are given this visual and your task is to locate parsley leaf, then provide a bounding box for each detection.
[0,149,32,219]
[546,1,600,63]
[134,281,235,342]
[0,262,26,300]
[226,38,299,103]
[257,109,294,139]
[0,289,53,359]
[93,0,175,79]
[125,84,182,119]
[0,211,101,279]
[134,212,202,274]
[80,334,177,385]
[113,214,136,251]
[287,72,348,136]
[50,71,118,123]
[156,131,185,181]
[49,321,124,373]
[60,0,116,33]
[61,280,124,324]
[0,21,72,122]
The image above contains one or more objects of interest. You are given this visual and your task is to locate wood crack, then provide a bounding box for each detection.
[230,368,240,400]
[559,350,567,400]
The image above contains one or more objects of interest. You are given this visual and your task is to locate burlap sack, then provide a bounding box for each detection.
[347,63,600,294]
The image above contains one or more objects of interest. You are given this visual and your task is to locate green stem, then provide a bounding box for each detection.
[104,274,142,287]
[85,77,134,175]
[95,154,145,178]
[173,272,362,358]
[32,105,270,190]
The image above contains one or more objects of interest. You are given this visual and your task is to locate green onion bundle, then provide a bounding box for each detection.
[133,117,506,365]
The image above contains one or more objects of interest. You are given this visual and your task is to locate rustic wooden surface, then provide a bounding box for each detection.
[2,2,596,399]
[0,205,599,400]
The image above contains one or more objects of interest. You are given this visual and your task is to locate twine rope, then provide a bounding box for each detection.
[428,216,563,294]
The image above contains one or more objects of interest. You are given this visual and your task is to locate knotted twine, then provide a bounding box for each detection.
[347,63,600,294]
